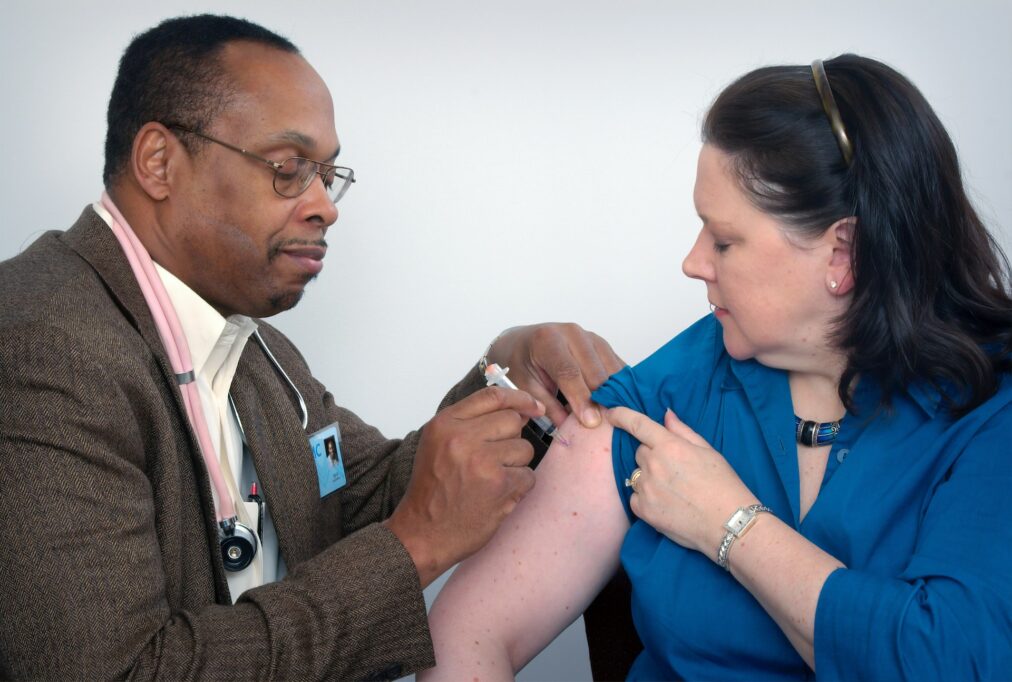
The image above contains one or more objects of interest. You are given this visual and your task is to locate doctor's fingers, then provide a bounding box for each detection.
[501,464,537,504]
[458,407,534,444]
[478,437,537,469]
[539,329,625,428]
[468,454,537,516]
[428,401,529,453]
[451,385,546,421]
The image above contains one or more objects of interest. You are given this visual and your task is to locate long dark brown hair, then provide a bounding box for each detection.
[703,54,1012,415]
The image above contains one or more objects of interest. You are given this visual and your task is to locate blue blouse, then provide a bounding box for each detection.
[591,315,1012,680]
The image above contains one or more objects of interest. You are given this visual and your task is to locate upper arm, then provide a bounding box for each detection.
[0,324,174,678]
[423,413,630,679]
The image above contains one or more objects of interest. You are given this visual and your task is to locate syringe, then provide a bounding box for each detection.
[483,363,570,446]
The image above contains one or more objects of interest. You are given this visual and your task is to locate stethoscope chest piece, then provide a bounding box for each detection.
[219,517,258,572]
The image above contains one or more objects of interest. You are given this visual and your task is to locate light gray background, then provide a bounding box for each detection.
[2,2,1010,680]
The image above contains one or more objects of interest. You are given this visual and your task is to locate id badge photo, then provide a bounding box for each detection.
[309,422,347,497]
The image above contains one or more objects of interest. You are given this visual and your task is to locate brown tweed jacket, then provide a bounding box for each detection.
[0,207,485,681]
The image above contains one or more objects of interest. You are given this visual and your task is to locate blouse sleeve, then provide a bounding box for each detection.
[814,404,1012,679]
[592,315,724,521]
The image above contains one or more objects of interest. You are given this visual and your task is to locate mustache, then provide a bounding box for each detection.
[268,237,328,261]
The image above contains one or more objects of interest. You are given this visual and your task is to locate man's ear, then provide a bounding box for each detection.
[827,216,856,296]
[129,122,178,201]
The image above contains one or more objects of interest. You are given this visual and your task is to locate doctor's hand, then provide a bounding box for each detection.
[607,406,759,560]
[486,323,624,430]
[384,386,542,588]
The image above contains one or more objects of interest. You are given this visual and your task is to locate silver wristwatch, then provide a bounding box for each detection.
[478,327,518,377]
[716,503,771,570]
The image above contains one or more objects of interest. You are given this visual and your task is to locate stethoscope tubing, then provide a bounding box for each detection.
[101,191,238,523]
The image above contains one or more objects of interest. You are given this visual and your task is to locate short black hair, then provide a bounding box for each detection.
[103,14,299,186]
[703,54,1012,416]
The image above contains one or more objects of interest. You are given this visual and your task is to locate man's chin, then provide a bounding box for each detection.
[264,289,305,317]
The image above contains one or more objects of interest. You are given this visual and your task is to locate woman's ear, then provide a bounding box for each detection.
[128,122,177,201]
[827,217,856,295]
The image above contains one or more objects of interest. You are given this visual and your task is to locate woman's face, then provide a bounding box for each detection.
[682,144,844,372]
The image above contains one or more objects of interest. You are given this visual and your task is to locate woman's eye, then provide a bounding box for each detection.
[713,242,730,253]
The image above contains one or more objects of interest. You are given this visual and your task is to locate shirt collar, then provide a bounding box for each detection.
[153,263,256,378]
[725,355,943,420]
[93,200,257,378]
[904,380,942,417]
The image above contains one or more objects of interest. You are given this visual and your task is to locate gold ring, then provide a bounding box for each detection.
[624,468,643,492]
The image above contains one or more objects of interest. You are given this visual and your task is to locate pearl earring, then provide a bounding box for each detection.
[830,280,839,289]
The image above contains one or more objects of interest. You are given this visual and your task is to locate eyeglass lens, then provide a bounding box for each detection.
[273,158,353,204]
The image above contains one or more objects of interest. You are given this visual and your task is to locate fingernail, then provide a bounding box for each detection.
[582,407,601,426]
[535,399,546,413]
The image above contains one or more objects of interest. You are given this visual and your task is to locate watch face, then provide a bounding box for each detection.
[725,508,750,535]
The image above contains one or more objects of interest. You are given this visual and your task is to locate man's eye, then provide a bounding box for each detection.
[713,242,730,253]
[322,168,337,189]
[275,158,301,182]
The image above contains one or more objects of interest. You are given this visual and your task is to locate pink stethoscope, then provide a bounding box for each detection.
[100,192,307,571]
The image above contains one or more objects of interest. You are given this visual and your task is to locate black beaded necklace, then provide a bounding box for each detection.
[794,416,842,447]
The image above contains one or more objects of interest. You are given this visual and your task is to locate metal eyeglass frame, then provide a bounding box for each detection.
[164,123,355,203]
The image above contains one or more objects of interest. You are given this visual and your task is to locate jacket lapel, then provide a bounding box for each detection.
[62,205,337,582]
[230,343,325,568]
[60,206,232,601]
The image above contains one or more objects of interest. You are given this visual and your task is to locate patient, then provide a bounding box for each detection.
[419,54,1012,680]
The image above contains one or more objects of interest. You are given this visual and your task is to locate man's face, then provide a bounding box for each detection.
[164,41,341,318]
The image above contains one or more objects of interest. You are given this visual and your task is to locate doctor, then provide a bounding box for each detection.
[0,14,621,681]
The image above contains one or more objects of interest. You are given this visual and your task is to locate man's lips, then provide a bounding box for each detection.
[279,245,326,275]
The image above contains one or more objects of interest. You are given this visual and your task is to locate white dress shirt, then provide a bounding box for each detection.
[94,201,286,602]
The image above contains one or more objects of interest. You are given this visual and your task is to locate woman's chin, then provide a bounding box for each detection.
[721,339,756,362]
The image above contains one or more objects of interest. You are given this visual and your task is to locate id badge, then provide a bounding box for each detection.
[309,422,347,497]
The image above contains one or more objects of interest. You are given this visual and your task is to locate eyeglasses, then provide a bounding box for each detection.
[165,124,355,204]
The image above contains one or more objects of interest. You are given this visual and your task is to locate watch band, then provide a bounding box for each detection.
[478,327,518,378]
[716,503,772,570]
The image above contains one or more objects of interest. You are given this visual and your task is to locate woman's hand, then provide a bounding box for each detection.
[607,406,759,560]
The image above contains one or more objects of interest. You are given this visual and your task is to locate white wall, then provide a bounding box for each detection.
[2,2,1010,679]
